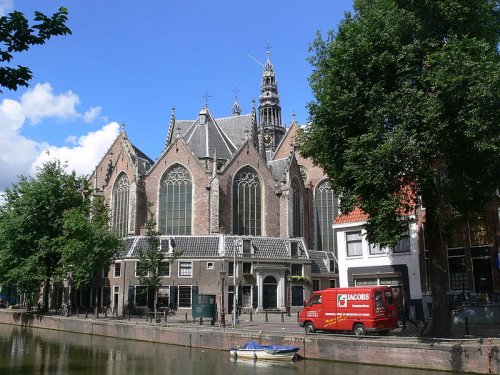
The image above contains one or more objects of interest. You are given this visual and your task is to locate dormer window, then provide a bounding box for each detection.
[198,108,208,125]
[242,239,252,255]
[290,242,298,257]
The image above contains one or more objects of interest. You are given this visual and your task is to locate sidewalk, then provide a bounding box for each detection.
[24,308,500,340]
[123,310,499,340]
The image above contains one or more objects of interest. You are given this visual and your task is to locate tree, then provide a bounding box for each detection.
[136,203,182,319]
[0,6,71,92]
[57,197,121,307]
[299,0,500,337]
[0,160,120,311]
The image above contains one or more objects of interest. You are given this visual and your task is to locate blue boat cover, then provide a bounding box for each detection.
[241,341,299,352]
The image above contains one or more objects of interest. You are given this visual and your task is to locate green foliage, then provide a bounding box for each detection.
[0,6,71,91]
[58,198,121,290]
[0,160,119,306]
[299,0,499,337]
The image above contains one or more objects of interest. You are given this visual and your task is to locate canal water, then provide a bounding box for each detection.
[0,324,460,375]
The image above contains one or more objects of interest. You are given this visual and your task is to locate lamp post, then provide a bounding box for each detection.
[233,240,238,327]
[219,271,226,327]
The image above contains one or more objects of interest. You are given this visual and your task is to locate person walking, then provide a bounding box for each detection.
[402,292,418,330]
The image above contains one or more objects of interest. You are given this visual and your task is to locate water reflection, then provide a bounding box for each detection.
[0,324,459,375]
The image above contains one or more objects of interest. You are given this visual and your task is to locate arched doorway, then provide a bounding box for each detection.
[263,276,277,309]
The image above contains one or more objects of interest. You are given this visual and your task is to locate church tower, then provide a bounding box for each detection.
[258,50,285,158]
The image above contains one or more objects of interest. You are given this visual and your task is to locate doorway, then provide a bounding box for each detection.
[262,276,277,309]
[473,258,493,293]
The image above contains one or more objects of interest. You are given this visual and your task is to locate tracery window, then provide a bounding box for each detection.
[159,165,192,235]
[315,180,338,251]
[292,178,303,237]
[232,167,261,236]
[112,173,129,238]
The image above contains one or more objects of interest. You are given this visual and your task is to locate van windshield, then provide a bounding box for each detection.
[308,294,322,306]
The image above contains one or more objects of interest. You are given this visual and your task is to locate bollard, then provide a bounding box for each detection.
[164,310,167,323]
[465,317,470,336]
[297,311,299,322]
[200,317,203,325]
[128,307,130,321]
[77,307,79,317]
[265,311,268,322]
[185,312,188,324]
[281,312,284,322]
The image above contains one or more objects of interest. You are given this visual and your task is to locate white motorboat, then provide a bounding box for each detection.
[229,341,299,361]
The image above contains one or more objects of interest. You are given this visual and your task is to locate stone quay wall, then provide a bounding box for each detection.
[0,310,498,375]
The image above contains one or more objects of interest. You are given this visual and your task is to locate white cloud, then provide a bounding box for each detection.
[83,106,102,123]
[21,83,80,124]
[0,0,13,15]
[0,83,117,190]
[31,122,120,177]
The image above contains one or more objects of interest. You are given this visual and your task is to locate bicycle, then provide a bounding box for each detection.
[60,303,70,317]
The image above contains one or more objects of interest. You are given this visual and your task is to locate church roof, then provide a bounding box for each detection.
[267,158,288,182]
[168,110,255,161]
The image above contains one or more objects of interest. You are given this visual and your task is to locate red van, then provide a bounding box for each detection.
[298,286,399,335]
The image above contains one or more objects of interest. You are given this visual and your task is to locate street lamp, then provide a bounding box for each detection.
[233,238,242,327]
[219,271,226,327]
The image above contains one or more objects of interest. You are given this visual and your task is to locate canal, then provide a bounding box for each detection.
[0,324,462,375]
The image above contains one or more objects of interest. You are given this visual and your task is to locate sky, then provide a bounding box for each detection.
[0,0,353,193]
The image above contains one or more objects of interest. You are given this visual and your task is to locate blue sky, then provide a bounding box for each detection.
[0,0,353,192]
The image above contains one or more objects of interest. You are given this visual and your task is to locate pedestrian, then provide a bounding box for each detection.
[402,292,418,330]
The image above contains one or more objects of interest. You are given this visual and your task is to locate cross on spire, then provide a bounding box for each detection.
[202,89,212,109]
[233,87,240,100]
[266,41,272,57]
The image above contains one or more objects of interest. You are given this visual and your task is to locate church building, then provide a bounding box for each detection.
[87,52,339,317]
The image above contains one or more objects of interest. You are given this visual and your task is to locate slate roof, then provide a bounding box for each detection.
[217,114,254,148]
[267,158,288,182]
[119,235,308,260]
[308,250,331,274]
[169,110,254,162]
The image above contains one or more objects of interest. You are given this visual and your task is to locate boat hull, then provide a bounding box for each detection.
[229,348,298,361]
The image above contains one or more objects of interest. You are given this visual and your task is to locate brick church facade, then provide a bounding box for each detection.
[87,52,339,317]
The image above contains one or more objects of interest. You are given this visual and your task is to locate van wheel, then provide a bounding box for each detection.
[304,322,316,334]
[353,323,366,336]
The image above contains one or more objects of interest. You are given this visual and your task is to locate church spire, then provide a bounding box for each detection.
[165,106,176,149]
[232,95,242,116]
[258,46,284,156]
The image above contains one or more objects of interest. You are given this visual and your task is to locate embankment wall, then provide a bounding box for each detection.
[0,311,498,374]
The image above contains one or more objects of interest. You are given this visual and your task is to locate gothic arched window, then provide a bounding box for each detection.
[315,180,338,251]
[159,165,192,235]
[112,173,129,238]
[292,178,303,237]
[232,167,261,236]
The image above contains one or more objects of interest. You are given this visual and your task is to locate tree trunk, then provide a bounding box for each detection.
[424,203,452,337]
[42,278,50,312]
[421,167,452,338]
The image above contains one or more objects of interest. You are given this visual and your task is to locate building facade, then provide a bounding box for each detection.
[86,52,339,316]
